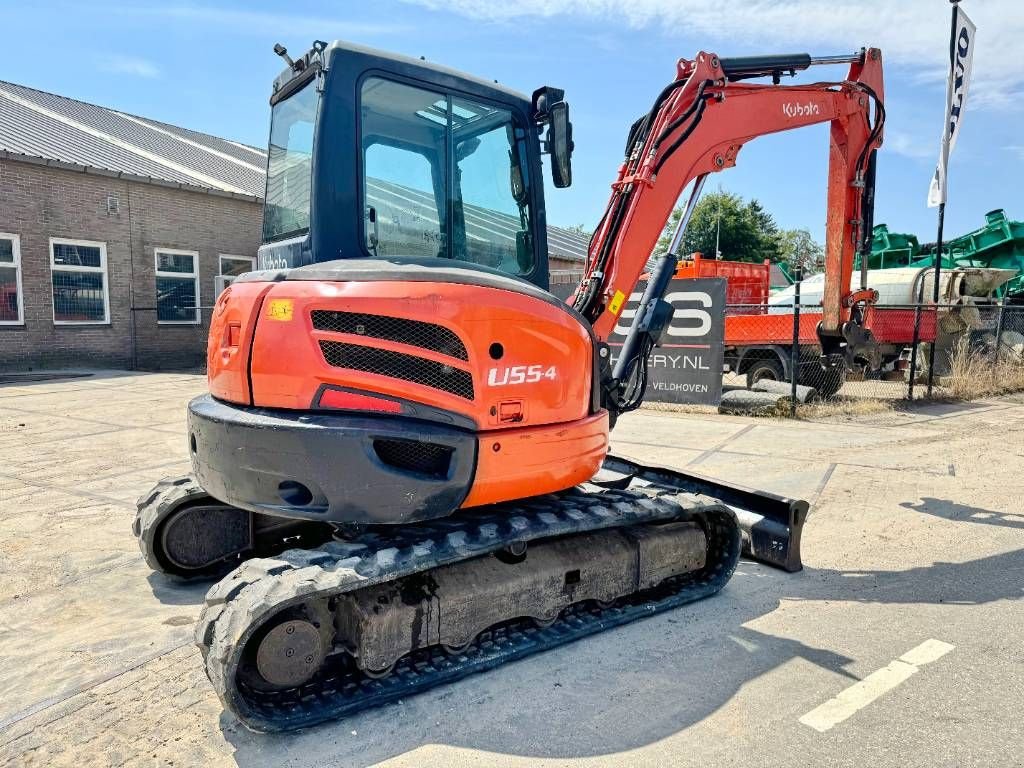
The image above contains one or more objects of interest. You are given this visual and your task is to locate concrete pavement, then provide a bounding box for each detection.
[0,372,1021,767]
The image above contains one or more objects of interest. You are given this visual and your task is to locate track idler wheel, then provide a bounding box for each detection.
[158,505,253,575]
[135,475,253,579]
[255,620,325,689]
[360,661,396,679]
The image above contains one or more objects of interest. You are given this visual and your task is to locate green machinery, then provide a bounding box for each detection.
[863,209,1024,296]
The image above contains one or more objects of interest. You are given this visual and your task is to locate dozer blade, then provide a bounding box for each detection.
[596,455,808,572]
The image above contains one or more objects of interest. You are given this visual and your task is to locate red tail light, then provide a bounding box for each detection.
[317,388,403,414]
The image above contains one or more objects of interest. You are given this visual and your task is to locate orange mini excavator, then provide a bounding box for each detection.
[135,41,883,731]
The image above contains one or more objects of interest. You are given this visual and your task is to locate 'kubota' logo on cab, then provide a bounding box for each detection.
[782,101,820,118]
[487,365,558,386]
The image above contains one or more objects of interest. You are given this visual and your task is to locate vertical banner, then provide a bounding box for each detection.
[608,277,726,405]
[928,5,976,208]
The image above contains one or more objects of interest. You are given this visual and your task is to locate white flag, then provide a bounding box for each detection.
[928,5,976,207]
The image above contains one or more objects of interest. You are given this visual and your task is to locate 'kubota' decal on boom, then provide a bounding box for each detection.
[487,365,558,386]
[782,102,821,118]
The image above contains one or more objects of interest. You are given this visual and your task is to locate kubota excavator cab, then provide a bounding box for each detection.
[257,39,570,282]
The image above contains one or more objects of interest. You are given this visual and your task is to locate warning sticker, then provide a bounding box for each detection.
[266,299,294,322]
[608,290,626,316]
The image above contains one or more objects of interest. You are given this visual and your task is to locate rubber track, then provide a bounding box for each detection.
[133,475,215,577]
[195,486,740,732]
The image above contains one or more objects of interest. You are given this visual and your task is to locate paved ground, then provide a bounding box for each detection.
[0,371,1021,767]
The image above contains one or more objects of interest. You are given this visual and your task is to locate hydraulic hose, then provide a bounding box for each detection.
[653,93,711,175]
[576,79,709,321]
[651,80,713,153]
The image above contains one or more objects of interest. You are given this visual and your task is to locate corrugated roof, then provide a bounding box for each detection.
[545,225,588,264]
[0,80,265,199]
[0,79,588,261]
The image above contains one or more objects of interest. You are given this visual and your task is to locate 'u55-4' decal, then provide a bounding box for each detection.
[487,365,558,386]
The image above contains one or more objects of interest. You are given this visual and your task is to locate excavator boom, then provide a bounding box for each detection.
[576,49,884,393]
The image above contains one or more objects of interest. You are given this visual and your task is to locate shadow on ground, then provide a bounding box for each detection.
[217,542,1024,767]
[901,497,1024,530]
[146,572,211,606]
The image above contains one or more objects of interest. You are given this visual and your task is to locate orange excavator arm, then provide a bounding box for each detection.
[573,50,884,410]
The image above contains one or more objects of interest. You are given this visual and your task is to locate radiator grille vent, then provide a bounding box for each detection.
[318,341,474,400]
[311,310,468,361]
[373,439,453,479]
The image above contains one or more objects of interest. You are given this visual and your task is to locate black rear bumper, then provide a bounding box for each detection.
[187,395,477,524]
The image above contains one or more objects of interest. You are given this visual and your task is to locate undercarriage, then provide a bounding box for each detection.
[198,484,739,732]
[136,456,805,732]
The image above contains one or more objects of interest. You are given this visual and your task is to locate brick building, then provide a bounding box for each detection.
[0,81,587,372]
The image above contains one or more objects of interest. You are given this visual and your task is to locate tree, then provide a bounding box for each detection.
[654,191,783,263]
[564,223,592,239]
[775,228,824,273]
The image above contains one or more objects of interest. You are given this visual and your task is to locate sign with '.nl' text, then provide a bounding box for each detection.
[608,277,726,405]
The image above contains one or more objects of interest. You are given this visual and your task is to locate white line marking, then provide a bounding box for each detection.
[799,639,954,732]
[899,638,955,666]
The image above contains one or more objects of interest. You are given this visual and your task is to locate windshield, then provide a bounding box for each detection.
[360,77,533,275]
[264,79,317,241]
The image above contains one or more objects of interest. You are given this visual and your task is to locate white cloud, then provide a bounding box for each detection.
[402,0,1022,110]
[97,54,160,78]
[1005,145,1024,160]
[119,5,411,39]
[885,131,934,161]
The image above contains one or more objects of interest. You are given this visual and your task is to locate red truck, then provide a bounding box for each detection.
[674,253,937,396]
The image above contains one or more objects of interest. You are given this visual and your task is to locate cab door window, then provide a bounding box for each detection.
[361,78,446,259]
[359,77,533,275]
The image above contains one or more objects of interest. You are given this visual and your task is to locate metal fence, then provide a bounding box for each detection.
[719,294,1024,412]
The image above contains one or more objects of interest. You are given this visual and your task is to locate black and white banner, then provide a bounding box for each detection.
[928,4,976,208]
[608,277,726,406]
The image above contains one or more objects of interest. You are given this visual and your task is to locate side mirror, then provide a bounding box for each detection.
[547,102,573,188]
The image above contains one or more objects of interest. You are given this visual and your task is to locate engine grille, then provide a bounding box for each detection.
[318,341,475,400]
[372,439,453,479]
[311,310,468,361]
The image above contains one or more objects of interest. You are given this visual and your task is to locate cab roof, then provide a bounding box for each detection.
[272,39,531,106]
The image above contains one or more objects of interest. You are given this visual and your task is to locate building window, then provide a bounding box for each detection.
[0,234,23,325]
[50,238,110,324]
[216,254,255,297]
[155,249,200,324]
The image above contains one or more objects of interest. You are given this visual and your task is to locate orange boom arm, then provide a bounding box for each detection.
[573,49,884,369]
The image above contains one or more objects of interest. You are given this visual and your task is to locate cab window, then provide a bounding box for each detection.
[360,77,533,274]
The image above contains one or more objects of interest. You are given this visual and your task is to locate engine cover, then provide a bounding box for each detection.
[210,258,598,433]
